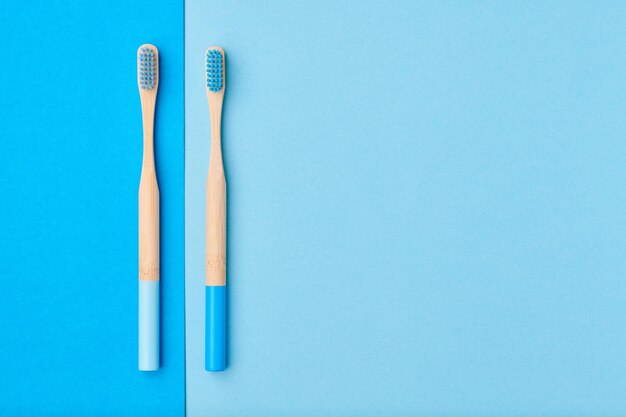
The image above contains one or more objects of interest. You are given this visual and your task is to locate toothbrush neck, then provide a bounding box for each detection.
[209,114,223,174]
[143,132,155,169]
[141,96,156,169]
[210,106,222,145]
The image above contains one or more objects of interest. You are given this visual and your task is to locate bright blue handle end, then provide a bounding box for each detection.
[206,285,227,371]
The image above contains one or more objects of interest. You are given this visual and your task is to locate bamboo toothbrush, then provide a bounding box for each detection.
[137,44,160,371]
[205,46,227,372]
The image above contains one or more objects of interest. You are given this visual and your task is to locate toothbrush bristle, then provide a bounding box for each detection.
[206,49,223,92]
[138,46,157,90]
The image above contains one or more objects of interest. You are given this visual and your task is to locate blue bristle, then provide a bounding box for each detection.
[206,49,223,92]
[139,47,157,90]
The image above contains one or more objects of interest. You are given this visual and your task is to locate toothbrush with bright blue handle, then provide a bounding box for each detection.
[205,47,227,371]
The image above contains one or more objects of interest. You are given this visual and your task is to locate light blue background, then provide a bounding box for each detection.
[0,0,185,415]
[186,1,626,415]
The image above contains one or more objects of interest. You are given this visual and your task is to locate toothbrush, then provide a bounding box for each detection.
[205,46,227,372]
[137,44,160,371]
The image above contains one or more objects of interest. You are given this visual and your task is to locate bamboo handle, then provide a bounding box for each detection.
[138,96,160,282]
[139,171,159,280]
[205,146,226,286]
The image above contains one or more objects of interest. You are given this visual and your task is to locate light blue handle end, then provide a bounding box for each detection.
[206,285,227,371]
[139,280,160,371]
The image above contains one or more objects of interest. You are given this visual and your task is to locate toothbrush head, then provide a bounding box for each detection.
[137,44,159,92]
[205,47,225,93]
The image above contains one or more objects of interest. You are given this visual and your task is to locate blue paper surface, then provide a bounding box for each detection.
[0,0,185,415]
[185,1,626,415]
[3,0,626,414]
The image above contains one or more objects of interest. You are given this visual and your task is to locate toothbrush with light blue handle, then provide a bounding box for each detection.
[137,44,160,371]
[205,47,227,372]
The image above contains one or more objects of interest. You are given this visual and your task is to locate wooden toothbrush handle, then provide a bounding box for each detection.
[206,170,226,286]
[139,172,160,281]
